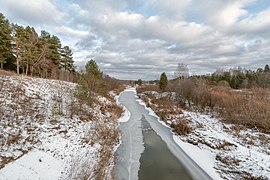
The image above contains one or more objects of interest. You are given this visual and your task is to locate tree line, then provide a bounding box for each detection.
[148,63,270,92]
[206,65,270,89]
[0,12,75,80]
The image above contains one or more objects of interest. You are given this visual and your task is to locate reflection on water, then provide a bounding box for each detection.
[138,116,193,180]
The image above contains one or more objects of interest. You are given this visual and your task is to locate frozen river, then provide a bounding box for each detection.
[114,89,212,180]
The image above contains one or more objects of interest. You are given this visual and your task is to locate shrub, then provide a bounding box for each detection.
[136,84,159,93]
[174,78,270,132]
[171,118,192,136]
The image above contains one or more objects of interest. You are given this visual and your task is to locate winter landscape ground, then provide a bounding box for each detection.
[0,74,121,179]
[0,72,270,180]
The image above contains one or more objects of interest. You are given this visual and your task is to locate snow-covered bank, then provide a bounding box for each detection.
[0,75,120,179]
[181,111,270,179]
[138,90,270,179]
[115,88,135,123]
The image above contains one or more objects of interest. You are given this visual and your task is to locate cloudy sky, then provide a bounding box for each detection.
[0,0,270,80]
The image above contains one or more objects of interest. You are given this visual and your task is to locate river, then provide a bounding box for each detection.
[114,89,212,180]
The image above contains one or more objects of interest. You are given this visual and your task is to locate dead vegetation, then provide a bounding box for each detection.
[137,86,192,136]
[169,79,270,133]
[170,118,192,136]
[216,154,241,166]
[210,88,270,132]
[0,69,16,76]
[67,85,123,179]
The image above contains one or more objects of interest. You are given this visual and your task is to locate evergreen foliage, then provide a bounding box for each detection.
[135,79,142,85]
[0,13,13,69]
[0,12,76,80]
[207,65,270,89]
[264,64,270,72]
[60,46,75,72]
[159,72,168,91]
[77,59,107,104]
[85,59,103,78]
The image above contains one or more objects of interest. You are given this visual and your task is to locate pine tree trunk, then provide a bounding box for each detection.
[26,60,29,76]
[16,42,19,74]
[30,65,33,76]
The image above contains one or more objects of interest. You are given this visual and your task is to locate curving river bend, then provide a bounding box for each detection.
[114,89,212,180]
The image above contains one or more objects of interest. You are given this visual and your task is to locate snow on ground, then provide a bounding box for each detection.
[0,149,64,180]
[0,75,120,179]
[173,135,220,180]
[181,111,270,179]
[138,90,270,180]
[115,88,133,123]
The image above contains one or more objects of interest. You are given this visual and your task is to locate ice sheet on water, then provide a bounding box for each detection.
[114,90,144,180]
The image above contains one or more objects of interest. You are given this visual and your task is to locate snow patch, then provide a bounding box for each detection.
[173,135,222,180]
[0,149,64,180]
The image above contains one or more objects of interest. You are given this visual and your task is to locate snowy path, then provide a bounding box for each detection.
[115,88,214,180]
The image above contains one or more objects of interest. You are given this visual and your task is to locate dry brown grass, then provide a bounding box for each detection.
[216,154,241,166]
[171,118,192,136]
[173,79,270,132]
[114,84,126,95]
[6,133,21,145]
[216,141,236,150]
[136,84,160,93]
[212,88,270,132]
[0,157,14,169]
[90,101,121,179]
[0,70,16,76]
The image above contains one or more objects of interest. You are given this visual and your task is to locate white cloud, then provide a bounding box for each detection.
[205,1,250,28]
[0,0,65,25]
[54,26,89,39]
[235,8,270,36]
[1,0,270,80]
[143,0,192,20]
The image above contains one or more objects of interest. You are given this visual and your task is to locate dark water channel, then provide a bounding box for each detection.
[138,116,193,180]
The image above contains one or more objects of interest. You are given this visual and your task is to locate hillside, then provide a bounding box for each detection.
[0,74,121,179]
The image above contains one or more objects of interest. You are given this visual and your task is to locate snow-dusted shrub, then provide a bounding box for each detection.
[171,118,192,136]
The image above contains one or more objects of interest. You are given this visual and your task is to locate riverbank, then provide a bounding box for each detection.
[137,89,270,179]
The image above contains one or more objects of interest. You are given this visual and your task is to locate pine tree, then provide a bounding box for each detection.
[85,59,102,78]
[137,79,142,85]
[48,35,61,66]
[159,72,168,91]
[264,64,270,72]
[60,46,75,72]
[0,13,13,69]
[83,59,106,95]
[24,26,39,76]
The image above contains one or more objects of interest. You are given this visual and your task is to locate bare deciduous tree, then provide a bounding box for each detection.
[174,63,189,79]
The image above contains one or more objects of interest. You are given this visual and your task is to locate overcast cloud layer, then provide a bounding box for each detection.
[0,0,270,80]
